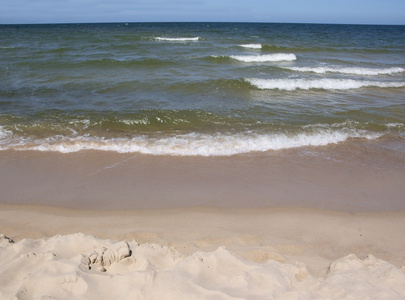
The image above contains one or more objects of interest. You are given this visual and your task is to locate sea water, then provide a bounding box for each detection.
[1,23,404,156]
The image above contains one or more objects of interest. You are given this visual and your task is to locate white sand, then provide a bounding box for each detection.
[1,205,405,299]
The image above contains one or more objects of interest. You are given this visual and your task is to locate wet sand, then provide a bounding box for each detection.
[1,140,405,211]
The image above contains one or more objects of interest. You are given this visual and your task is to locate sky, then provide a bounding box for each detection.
[1,0,404,25]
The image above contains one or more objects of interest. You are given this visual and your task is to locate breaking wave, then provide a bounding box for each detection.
[238,44,262,49]
[284,66,405,76]
[0,128,381,156]
[230,53,297,62]
[155,37,200,41]
[246,78,405,91]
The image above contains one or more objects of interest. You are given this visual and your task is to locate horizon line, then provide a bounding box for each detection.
[1,20,404,26]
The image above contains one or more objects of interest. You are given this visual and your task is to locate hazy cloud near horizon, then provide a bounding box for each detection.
[1,0,404,25]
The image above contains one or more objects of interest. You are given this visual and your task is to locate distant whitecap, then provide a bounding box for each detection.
[155,37,200,41]
[238,44,262,49]
[230,53,296,62]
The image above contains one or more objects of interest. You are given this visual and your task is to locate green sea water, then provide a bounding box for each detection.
[1,22,404,155]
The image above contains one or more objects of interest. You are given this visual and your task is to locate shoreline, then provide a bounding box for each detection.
[1,142,404,212]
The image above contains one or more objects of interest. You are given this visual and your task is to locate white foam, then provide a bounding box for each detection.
[5,129,381,156]
[386,123,404,128]
[230,53,297,62]
[246,78,405,91]
[284,66,405,76]
[0,126,12,140]
[238,44,262,49]
[155,37,200,41]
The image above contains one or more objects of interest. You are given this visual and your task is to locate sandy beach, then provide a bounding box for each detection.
[1,205,405,299]
[1,147,405,299]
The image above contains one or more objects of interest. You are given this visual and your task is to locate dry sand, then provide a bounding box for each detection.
[1,204,405,299]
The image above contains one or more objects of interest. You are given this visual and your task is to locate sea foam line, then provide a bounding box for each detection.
[155,37,200,41]
[246,78,405,91]
[284,66,405,76]
[230,53,296,62]
[1,129,381,156]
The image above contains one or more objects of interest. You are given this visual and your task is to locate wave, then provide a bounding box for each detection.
[261,44,405,54]
[238,44,262,49]
[155,37,200,41]
[14,56,175,70]
[261,44,342,53]
[0,109,256,136]
[246,78,405,91]
[0,128,381,156]
[230,54,297,62]
[284,66,405,76]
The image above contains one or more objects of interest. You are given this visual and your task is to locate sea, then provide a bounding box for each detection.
[1,22,404,157]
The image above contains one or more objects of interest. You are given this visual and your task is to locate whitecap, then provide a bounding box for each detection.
[284,66,405,76]
[230,53,296,62]
[155,37,200,41]
[246,78,405,91]
[238,44,262,49]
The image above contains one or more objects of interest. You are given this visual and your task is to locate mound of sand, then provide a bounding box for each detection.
[1,233,404,299]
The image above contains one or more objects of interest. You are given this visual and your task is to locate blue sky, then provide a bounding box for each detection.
[1,0,404,25]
